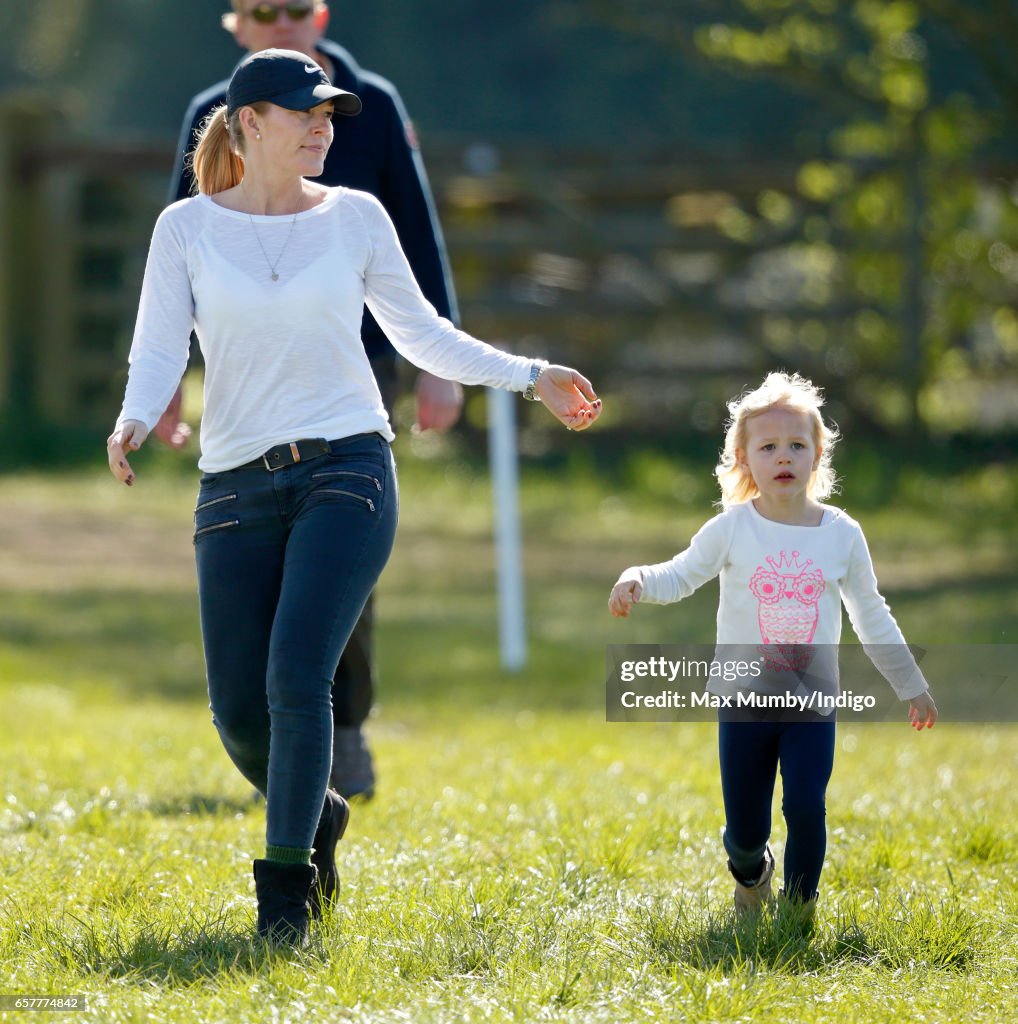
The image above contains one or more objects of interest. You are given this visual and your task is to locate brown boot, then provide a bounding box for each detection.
[730,844,775,915]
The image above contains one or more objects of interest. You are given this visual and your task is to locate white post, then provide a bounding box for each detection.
[486,386,527,671]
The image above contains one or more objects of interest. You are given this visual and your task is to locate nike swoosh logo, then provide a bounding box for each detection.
[304,65,319,74]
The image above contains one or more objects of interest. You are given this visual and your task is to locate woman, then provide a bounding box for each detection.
[107,48,601,944]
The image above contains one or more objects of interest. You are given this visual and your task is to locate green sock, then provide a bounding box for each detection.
[265,845,313,866]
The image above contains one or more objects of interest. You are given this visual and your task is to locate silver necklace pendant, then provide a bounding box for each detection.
[249,196,303,284]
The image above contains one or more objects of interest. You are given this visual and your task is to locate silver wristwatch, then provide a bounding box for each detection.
[523,360,547,401]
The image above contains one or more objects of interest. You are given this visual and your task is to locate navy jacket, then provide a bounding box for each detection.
[168,40,458,362]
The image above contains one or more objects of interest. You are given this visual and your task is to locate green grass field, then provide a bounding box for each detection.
[1,441,1016,1023]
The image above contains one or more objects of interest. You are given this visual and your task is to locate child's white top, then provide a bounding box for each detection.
[633,501,928,699]
[117,188,533,472]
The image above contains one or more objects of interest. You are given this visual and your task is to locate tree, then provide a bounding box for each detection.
[569,0,1018,437]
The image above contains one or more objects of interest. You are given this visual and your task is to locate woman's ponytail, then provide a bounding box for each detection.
[190,105,245,196]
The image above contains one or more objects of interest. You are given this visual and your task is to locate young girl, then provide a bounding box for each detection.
[608,371,936,913]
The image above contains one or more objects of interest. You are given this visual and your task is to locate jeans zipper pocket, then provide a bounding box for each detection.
[195,493,238,513]
[311,470,381,491]
[316,489,376,512]
[194,518,240,538]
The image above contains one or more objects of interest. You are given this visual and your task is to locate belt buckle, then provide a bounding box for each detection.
[261,439,329,471]
[262,442,302,472]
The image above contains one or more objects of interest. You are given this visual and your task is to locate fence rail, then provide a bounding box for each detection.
[2,99,1016,451]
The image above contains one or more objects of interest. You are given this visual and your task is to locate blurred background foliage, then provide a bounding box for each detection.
[0,0,1016,461]
[0,0,831,147]
[571,0,1018,439]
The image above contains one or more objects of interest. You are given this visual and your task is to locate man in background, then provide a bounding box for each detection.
[159,0,463,799]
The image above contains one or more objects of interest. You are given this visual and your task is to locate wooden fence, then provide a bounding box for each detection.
[2,97,1013,452]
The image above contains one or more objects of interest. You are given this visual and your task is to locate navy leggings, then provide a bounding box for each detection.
[193,433,398,852]
[718,716,836,901]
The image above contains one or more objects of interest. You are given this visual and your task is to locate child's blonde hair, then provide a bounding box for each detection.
[715,371,840,507]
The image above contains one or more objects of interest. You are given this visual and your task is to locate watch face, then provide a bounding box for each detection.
[523,361,546,400]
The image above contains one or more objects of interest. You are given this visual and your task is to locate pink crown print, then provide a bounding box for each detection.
[765,550,813,575]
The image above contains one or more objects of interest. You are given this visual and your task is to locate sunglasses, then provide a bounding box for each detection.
[246,3,314,24]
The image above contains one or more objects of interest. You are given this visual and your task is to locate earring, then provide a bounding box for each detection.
[256,132,262,140]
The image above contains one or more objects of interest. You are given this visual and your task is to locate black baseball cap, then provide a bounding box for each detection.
[227,48,362,117]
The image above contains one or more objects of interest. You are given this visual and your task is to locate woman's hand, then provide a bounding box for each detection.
[107,420,149,486]
[535,365,602,431]
[907,691,938,730]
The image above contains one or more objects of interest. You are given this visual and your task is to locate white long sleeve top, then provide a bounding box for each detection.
[117,188,534,472]
[629,501,928,700]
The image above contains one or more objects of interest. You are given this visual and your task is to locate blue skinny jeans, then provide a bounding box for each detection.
[718,715,836,901]
[193,433,398,851]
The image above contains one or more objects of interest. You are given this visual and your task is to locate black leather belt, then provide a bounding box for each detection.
[239,438,332,472]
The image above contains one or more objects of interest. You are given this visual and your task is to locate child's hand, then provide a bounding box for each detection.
[609,573,643,618]
[908,691,938,730]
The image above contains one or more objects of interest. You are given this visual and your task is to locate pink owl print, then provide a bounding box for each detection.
[748,550,826,644]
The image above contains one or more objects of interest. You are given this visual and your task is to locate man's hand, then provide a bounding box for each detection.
[414,372,463,432]
[152,385,192,449]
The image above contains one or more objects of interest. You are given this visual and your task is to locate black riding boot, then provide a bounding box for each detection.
[253,860,318,945]
[309,789,351,918]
